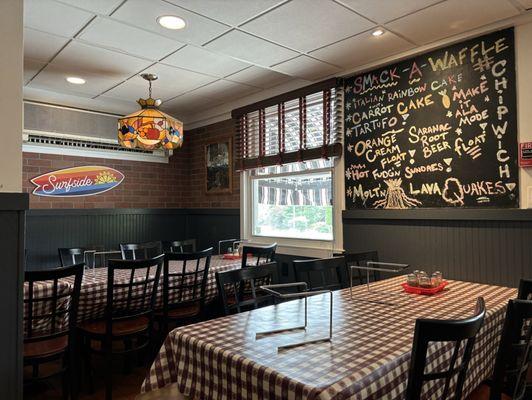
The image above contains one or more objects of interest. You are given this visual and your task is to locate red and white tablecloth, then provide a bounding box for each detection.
[142,276,516,400]
[24,255,243,328]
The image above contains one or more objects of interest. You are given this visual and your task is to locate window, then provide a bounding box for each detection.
[232,79,342,170]
[251,160,333,241]
[234,79,343,247]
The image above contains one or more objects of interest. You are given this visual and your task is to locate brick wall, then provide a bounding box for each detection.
[182,119,240,208]
[22,119,240,209]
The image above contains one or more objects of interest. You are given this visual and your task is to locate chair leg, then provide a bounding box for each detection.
[62,366,69,400]
[104,336,113,400]
[32,362,39,379]
[83,337,94,394]
[70,344,79,400]
[123,338,132,374]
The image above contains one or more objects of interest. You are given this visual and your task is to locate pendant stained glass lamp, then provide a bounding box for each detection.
[118,73,183,150]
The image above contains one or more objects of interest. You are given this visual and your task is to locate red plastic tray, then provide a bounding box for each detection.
[222,254,242,260]
[401,281,448,295]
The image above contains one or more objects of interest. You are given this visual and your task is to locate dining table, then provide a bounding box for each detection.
[24,254,246,331]
[141,275,516,400]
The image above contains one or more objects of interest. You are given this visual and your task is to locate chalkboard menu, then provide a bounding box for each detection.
[344,28,518,209]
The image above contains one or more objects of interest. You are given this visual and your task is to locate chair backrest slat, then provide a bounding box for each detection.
[517,278,532,300]
[293,257,345,291]
[162,248,213,318]
[120,241,163,261]
[58,247,87,267]
[241,243,277,268]
[216,262,279,315]
[405,297,486,400]
[341,251,380,284]
[24,264,84,344]
[163,239,197,254]
[106,255,163,327]
[490,298,532,400]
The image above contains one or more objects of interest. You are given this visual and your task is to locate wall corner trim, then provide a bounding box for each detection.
[342,208,532,222]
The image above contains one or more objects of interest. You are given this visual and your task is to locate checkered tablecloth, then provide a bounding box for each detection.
[24,255,243,327]
[141,276,517,399]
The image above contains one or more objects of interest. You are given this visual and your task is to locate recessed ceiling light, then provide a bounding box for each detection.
[157,15,186,30]
[372,29,385,37]
[66,76,86,85]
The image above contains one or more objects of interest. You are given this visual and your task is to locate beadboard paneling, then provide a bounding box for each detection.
[26,208,239,270]
[343,212,532,287]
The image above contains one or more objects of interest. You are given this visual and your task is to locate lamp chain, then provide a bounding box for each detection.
[148,80,152,98]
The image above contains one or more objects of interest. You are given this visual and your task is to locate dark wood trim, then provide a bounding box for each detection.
[186,208,240,216]
[343,208,532,221]
[0,193,29,211]
[231,78,341,117]
[27,208,239,217]
[237,142,342,170]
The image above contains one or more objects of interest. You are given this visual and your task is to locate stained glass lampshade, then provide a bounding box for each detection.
[118,74,183,150]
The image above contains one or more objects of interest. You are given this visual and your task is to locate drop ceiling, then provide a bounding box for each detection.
[23,0,531,128]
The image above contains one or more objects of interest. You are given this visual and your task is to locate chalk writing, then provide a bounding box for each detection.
[344,28,518,208]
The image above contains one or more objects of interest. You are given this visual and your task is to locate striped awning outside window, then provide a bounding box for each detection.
[232,78,343,171]
[257,177,332,206]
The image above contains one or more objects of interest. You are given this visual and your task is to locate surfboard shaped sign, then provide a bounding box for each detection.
[31,166,124,197]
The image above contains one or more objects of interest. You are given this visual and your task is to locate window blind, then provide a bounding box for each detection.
[232,78,343,170]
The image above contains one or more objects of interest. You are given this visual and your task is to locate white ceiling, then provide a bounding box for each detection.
[23,0,531,127]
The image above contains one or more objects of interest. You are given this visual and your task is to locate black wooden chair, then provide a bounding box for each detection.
[78,255,163,400]
[241,243,277,268]
[119,241,163,260]
[293,256,346,291]
[24,263,84,399]
[518,278,532,300]
[162,239,197,253]
[342,250,381,285]
[405,297,486,400]
[488,299,532,400]
[58,247,87,267]
[216,262,279,315]
[155,247,213,335]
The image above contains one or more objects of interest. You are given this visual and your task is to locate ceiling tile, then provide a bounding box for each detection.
[161,45,250,77]
[23,86,135,115]
[161,92,224,116]
[240,0,375,52]
[24,28,69,62]
[103,79,178,102]
[310,30,414,69]
[24,0,94,37]
[104,64,217,101]
[516,0,532,9]
[386,0,520,45]
[186,80,262,102]
[336,0,442,23]
[204,30,298,67]
[51,41,153,81]
[225,66,294,88]
[24,59,46,85]
[28,64,121,98]
[272,56,341,81]
[165,0,286,26]
[111,0,229,46]
[56,0,124,15]
[78,17,183,60]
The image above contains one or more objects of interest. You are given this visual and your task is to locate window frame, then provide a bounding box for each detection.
[241,158,344,255]
[250,165,335,242]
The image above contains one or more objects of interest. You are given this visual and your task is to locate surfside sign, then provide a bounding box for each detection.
[31,166,124,197]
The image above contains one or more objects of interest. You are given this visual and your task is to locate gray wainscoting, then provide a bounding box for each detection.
[26,208,240,270]
[343,209,532,288]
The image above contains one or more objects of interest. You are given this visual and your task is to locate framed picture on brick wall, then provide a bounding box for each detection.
[205,137,232,194]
